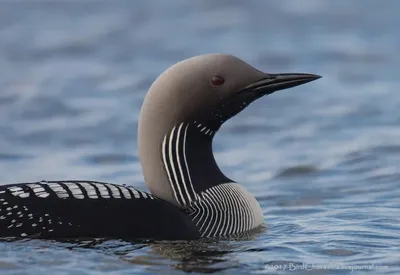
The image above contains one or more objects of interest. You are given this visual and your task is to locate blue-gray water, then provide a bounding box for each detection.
[0,1,399,274]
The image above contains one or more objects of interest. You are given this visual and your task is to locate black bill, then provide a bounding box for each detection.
[238,73,321,95]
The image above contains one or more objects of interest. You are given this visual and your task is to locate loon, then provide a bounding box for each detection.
[0,54,320,240]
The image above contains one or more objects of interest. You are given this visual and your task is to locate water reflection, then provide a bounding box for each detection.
[45,226,266,273]
[129,230,264,273]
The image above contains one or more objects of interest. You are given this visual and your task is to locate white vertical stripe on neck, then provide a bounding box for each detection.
[175,123,193,203]
[162,134,181,205]
[162,123,201,207]
[182,123,199,201]
[168,126,187,205]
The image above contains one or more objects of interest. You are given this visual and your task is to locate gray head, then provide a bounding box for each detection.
[138,54,320,207]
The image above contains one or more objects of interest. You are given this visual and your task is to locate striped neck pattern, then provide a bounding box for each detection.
[162,122,220,207]
[186,183,263,238]
[194,122,215,137]
[162,123,199,206]
[161,123,263,237]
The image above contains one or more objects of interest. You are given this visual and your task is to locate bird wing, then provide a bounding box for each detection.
[0,180,200,240]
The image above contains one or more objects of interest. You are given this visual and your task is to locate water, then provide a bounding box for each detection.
[0,0,399,274]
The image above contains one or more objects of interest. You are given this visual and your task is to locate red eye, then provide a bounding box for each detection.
[211,76,225,86]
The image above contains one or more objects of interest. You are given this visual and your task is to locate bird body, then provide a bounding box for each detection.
[0,181,199,240]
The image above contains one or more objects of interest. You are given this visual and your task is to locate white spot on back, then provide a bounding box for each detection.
[92,183,110,198]
[127,187,140,199]
[139,191,149,199]
[10,191,24,196]
[27,183,50,198]
[77,182,98,199]
[8,187,22,192]
[105,184,121,198]
[116,186,131,199]
[64,182,85,199]
[47,182,69,199]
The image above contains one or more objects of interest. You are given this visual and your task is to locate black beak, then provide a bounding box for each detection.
[238,73,321,95]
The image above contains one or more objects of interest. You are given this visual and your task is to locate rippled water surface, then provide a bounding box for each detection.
[0,1,399,274]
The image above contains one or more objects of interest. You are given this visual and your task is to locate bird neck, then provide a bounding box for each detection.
[159,121,231,207]
[139,116,232,207]
[139,120,264,237]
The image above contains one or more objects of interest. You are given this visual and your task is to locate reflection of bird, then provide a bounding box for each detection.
[0,54,320,240]
[144,228,266,273]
